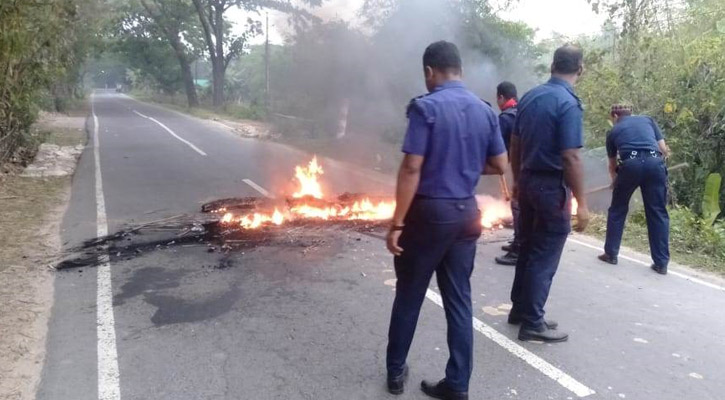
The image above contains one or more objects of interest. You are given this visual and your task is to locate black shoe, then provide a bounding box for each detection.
[598,253,618,265]
[420,379,468,400]
[495,252,518,266]
[501,242,519,253]
[518,325,568,342]
[507,313,558,330]
[387,365,408,395]
[651,264,667,275]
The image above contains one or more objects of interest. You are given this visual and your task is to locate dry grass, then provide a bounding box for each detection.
[0,111,85,400]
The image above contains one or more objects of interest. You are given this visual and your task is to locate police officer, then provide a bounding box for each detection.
[385,41,508,399]
[598,104,671,274]
[508,45,590,343]
[494,81,520,266]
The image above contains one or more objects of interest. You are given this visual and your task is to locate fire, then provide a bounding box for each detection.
[477,195,513,229]
[220,157,512,230]
[238,208,285,229]
[571,197,578,216]
[292,156,325,199]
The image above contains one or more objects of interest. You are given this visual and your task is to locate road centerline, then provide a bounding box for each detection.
[425,289,596,397]
[132,110,207,156]
[242,179,275,199]
[92,93,122,400]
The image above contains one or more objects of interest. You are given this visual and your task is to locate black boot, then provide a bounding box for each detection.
[518,325,568,343]
[507,313,558,330]
[598,253,618,265]
[420,379,468,400]
[651,264,667,275]
[495,251,518,266]
[387,365,408,395]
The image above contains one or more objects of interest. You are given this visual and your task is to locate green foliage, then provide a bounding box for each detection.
[702,173,722,226]
[578,0,725,212]
[0,0,100,164]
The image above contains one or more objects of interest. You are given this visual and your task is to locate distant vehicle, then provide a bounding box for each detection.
[115,84,123,93]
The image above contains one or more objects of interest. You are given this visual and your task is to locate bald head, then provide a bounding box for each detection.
[551,44,583,75]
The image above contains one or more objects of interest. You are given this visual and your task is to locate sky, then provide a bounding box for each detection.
[233,0,608,45]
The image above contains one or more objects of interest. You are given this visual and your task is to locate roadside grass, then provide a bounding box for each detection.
[0,111,86,273]
[0,177,68,273]
[586,208,725,275]
[130,91,264,121]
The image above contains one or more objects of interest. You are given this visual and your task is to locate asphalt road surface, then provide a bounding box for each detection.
[37,91,725,400]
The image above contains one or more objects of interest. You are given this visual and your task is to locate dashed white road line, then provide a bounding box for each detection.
[243,178,275,198]
[567,237,725,292]
[132,110,207,156]
[92,93,122,400]
[425,290,596,398]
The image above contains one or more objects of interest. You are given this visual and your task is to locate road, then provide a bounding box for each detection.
[37,91,725,400]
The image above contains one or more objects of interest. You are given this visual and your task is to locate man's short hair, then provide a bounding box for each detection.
[610,104,633,117]
[552,45,583,75]
[497,81,517,100]
[423,41,462,72]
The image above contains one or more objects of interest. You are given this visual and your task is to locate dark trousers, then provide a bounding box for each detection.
[386,197,481,392]
[605,156,670,267]
[510,172,571,330]
[511,198,521,248]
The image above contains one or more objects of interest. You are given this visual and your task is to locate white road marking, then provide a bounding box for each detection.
[92,93,122,400]
[242,179,275,198]
[567,237,725,292]
[132,110,207,156]
[425,290,596,398]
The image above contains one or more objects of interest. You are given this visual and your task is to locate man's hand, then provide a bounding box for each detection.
[386,229,403,256]
[574,202,590,232]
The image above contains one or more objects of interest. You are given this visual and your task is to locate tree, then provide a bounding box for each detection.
[191,0,320,107]
[122,0,202,107]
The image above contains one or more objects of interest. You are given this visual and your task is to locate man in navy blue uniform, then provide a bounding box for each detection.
[385,41,508,399]
[508,45,590,343]
[598,104,671,274]
[493,81,521,266]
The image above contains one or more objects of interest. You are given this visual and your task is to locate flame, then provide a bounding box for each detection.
[289,199,395,221]
[292,156,324,199]
[219,157,510,231]
[571,197,578,216]
[478,195,513,229]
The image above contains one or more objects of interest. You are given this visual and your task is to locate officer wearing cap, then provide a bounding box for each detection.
[508,44,590,343]
[598,105,671,274]
[494,81,521,266]
[385,41,508,399]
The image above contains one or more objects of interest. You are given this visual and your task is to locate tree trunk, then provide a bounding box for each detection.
[211,58,224,107]
[170,42,199,108]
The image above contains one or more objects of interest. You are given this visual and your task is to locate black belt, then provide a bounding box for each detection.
[620,150,662,160]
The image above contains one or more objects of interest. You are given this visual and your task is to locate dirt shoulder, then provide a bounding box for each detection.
[0,110,86,400]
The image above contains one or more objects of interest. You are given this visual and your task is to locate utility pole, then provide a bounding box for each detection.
[265,12,270,114]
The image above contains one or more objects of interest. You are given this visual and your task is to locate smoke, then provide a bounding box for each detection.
[260,0,541,175]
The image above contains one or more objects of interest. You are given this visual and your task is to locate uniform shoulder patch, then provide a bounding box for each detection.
[406,94,436,124]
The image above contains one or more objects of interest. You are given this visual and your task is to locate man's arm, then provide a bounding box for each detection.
[483,153,508,175]
[392,154,424,227]
[386,154,424,256]
[658,139,671,159]
[608,157,617,183]
[562,148,589,231]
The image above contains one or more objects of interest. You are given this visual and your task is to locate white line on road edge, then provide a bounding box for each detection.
[567,237,725,292]
[92,93,122,400]
[425,290,596,398]
[242,179,275,199]
[132,110,207,156]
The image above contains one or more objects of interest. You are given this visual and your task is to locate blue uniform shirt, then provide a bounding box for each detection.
[499,107,517,151]
[402,81,506,199]
[606,115,664,158]
[513,77,584,172]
